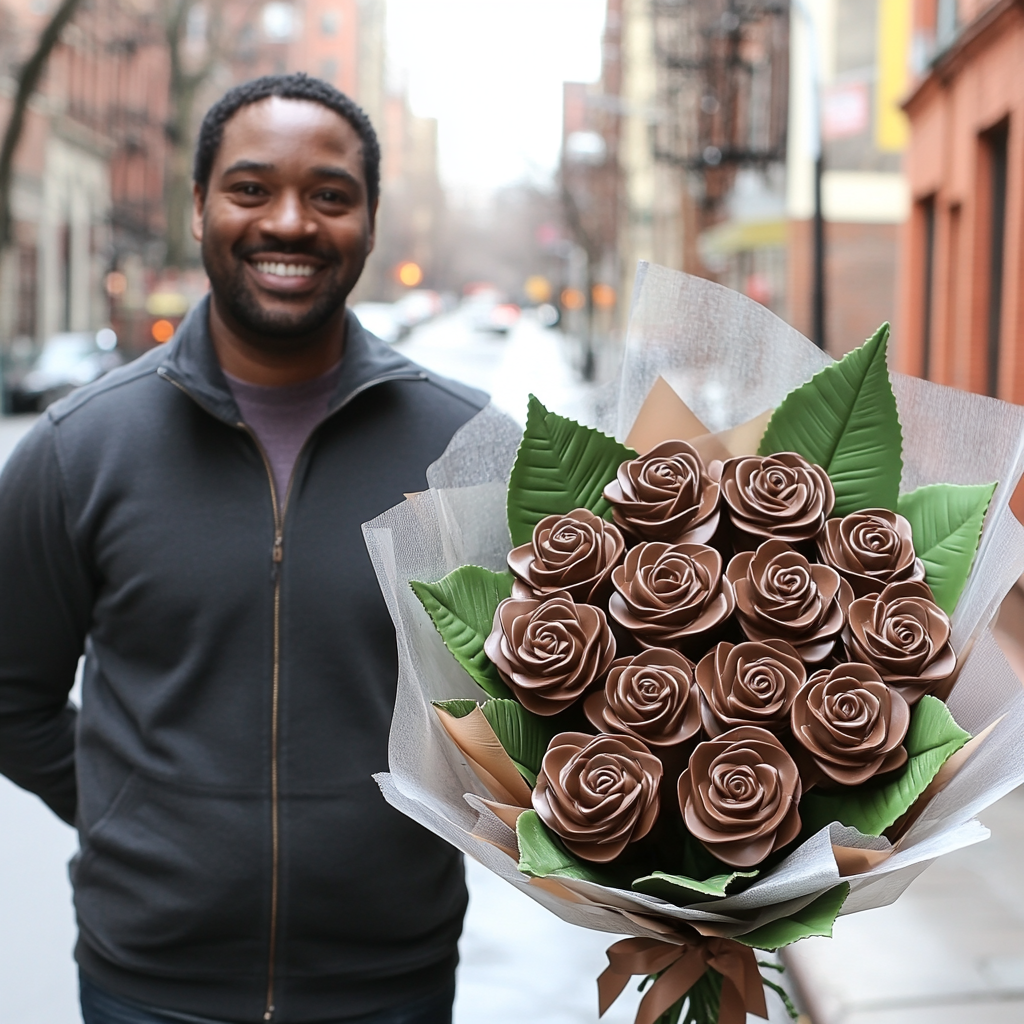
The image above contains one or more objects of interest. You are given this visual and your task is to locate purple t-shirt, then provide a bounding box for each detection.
[225,361,343,505]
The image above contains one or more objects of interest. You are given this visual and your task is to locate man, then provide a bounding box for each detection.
[0,74,483,1024]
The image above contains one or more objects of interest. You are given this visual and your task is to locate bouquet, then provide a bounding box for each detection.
[364,265,1024,1024]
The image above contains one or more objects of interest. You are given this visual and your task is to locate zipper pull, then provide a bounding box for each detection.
[271,533,283,583]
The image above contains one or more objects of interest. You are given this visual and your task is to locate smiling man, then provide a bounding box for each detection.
[0,75,483,1024]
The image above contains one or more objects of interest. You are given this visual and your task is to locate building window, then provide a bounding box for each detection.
[946,203,961,382]
[937,0,958,50]
[262,2,295,42]
[320,9,339,36]
[918,195,936,380]
[982,121,1009,398]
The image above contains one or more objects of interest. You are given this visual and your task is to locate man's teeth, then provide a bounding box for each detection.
[254,262,316,278]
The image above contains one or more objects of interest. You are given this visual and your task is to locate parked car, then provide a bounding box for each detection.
[464,291,521,335]
[350,302,407,344]
[9,329,123,412]
[394,289,443,330]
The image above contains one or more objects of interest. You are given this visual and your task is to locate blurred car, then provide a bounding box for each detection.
[350,302,407,344]
[9,329,123,412]
[394,289,443,330]
[464,292,521,335]
[536,302,561,328]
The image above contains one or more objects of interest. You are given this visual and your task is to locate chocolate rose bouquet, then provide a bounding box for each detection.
[364,266,1024,1024]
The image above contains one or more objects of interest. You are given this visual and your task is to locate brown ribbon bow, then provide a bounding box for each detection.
[598,935,769,1024]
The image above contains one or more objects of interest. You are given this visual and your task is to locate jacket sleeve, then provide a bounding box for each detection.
[0,417,94,824]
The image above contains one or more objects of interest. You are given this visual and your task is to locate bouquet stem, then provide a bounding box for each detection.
[646,966,721,1024]
[638,960,799,1024]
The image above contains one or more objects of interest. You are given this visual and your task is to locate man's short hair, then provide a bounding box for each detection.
[193,73,381,210]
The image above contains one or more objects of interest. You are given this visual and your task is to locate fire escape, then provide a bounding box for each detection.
[650,0,790,213]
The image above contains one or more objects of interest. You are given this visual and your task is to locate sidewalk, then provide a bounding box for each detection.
[784,596,1024,1024]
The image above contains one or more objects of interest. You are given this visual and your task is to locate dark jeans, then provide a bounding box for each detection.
[79,974,456,1024]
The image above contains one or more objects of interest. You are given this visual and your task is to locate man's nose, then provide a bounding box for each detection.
[259,190,316,241]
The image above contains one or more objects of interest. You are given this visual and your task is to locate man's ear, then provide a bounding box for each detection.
[191,183,206,242]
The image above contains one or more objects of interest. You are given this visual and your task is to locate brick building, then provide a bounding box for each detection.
[0,0,392,353]
[896,0,1024,404]
[0,0,168,351]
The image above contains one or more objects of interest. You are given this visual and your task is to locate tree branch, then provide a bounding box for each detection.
[0,0,85,245]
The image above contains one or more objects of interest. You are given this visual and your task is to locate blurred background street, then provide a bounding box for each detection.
[3,0,1024,1021]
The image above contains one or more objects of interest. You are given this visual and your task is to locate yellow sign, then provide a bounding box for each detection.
[145,292,190,316]
[876,0,911,152]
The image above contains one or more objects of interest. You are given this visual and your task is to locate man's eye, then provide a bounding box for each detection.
[318,190,345,203]
[234,183,265,198]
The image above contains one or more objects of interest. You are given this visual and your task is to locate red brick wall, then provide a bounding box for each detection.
[788,219,900,358]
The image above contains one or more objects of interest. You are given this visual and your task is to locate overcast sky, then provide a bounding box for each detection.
[386,0,607,194]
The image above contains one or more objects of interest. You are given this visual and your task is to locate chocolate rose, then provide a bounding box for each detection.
[818,509,925,597]
[695,640,805,737]
[727,540,851,664]
[609,542,735,652]
[677,726,802,868]
[584,648,701,750]
[602,440,721,544]
[484,594,616,716]
[791,662,910,786]
[507,508,625,604]
[533,731,662,862]
[845,580,955,704]
[720,452,834,547]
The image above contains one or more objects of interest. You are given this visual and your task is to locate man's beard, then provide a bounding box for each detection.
[203,241,364,349]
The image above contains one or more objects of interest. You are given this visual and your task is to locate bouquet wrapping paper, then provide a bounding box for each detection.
[363,264,1024,1011]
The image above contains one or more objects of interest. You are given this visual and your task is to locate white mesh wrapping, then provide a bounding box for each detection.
[363,265,1024,945]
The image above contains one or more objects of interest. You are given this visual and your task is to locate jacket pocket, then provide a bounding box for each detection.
[73,773,268,978]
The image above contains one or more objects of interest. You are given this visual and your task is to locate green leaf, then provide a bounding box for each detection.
[507,395,636,546]
[758,323,903,516]
[631,869,758,905]
[431,699,479,719]
[511,761,538,786]
[735,883,850,950]
[800,696,970,837]
[897,482,997,615]
[516,809,612,884]
[410,566,514,699]
[479,699,553,780]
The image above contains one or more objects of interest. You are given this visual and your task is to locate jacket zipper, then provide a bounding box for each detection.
[239,370,424,1022]
[238,424,284,1022]
[159,365,425,1021]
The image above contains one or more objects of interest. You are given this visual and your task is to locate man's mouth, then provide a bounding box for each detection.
[252,261,317,278]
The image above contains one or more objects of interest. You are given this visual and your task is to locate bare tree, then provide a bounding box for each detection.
[161,0,225,267]
[0,0,84,246]
[559,175,601,381]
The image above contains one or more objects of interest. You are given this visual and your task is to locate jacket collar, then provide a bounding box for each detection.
[158,293,423,425]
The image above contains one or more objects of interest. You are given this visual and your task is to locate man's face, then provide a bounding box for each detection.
[192,97,375,347]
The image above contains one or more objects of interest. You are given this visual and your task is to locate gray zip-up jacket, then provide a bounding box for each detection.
[0,298,485,1022]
